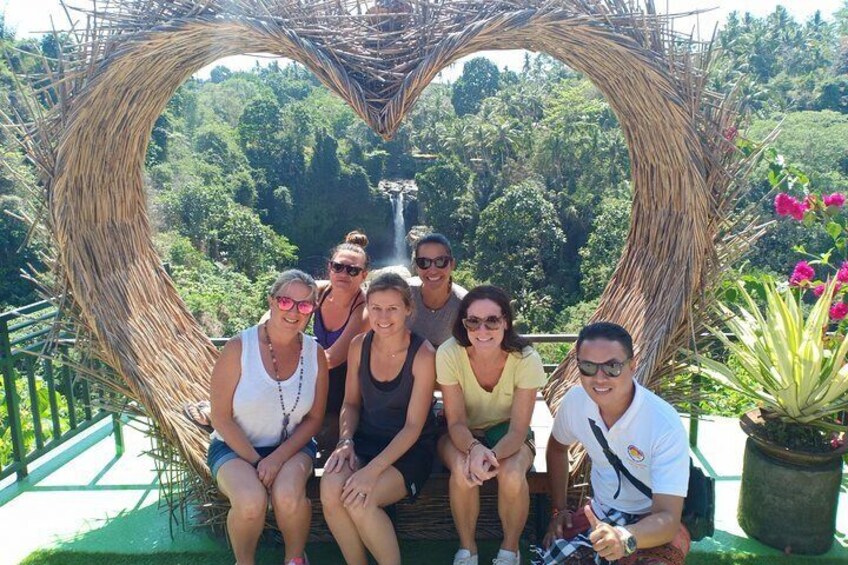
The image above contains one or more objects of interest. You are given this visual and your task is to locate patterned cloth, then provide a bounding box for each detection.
[530,506,688,565]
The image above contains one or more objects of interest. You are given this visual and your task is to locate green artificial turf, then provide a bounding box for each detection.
[21,546,848,565]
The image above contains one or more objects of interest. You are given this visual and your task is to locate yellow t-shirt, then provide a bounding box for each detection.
[436,338,547,430]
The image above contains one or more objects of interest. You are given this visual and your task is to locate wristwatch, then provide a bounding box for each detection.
[616,526,637,556]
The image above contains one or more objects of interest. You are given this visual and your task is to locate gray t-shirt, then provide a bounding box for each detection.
[407,277,468,347]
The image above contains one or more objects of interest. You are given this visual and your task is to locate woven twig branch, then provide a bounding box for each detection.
[3,0,760,531]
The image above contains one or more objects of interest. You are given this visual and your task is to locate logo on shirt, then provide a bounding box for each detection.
[627,444,645,462]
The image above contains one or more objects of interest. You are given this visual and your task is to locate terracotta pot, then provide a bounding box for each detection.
[737,409,845,555]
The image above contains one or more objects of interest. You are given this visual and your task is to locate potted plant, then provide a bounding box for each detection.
[695,277,848,555]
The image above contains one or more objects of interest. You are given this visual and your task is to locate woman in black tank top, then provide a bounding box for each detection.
[320,273,437,565]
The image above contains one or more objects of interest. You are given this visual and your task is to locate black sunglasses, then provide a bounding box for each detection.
[415,255,452,270]
[462,315,504,331]
[329,261,365,277]
[576,359,630,377]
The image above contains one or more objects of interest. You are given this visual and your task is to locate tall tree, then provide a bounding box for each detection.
[451,57,500,116]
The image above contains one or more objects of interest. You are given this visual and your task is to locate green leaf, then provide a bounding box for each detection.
[767,168,781,188]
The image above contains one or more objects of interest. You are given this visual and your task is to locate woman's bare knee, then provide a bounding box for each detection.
[320,472,347,508]
[230,489,268,522]
[272,482,306,515]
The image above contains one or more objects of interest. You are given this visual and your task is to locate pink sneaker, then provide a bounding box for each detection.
[286,557,309,565]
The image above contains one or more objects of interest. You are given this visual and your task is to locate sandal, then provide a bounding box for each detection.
[182,400,214,434]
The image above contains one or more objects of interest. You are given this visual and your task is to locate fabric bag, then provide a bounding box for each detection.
[588,418,715,541]
[681,460,715,541]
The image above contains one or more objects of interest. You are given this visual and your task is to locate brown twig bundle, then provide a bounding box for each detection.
[2,0,763,531]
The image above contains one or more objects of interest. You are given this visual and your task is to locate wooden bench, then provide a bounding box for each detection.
[302,397,556,542]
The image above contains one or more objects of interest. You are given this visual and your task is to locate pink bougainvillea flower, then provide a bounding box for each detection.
[723,126,738,142]
[814,281,844,296]
[837,262,848,283]
[790,198,808,221]
[774,193,795,216]
[789,261,815,286]
[824,193,846,208]
[775,193,808,220]
[830,302,848,321]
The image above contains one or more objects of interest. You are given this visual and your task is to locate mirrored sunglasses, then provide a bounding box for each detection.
[576,359,629,377]
[462,315,504,331]
[275,295,316,315]
[415,255,452,270]
[329,261,364,277]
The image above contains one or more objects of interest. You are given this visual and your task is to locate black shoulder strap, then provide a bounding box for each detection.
[588,418,653,500]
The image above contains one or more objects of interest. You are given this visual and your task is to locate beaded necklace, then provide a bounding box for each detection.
[264,321,304,443]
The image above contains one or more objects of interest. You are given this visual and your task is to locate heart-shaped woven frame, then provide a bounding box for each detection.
[7,0,758,510]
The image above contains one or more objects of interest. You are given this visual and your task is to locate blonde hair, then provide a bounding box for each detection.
[269,269,318,302]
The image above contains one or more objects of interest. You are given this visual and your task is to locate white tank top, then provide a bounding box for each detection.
[212,326,319,447]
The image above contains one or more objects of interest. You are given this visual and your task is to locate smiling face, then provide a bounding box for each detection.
[367,289,411,337]
[415,242,454,291]
[576,338,635,416]
[267,281,314,334]
[464,298,506,352]
[328,249,368,291]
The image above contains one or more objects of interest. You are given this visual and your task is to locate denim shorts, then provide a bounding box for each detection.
[207,438,318,481]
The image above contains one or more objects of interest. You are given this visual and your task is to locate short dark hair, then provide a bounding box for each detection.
[576,322,634,359]
[452,285,530,353]
[414,233,453,258]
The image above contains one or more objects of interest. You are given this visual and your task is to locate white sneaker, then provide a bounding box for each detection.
[491,549,520,565]
[453,549,479,565]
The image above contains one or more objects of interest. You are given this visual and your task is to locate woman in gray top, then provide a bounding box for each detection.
[408,233,468,347]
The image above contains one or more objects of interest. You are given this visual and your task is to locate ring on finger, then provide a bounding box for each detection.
[358,492,366,498]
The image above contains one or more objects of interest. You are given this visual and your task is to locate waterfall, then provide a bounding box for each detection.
[392,191,406,263]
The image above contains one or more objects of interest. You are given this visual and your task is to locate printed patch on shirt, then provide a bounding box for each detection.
[627,444,645,462]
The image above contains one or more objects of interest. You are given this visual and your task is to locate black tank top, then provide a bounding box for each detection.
[357,331,436,440]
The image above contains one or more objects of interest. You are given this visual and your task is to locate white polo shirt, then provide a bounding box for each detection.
[551,382,689,516]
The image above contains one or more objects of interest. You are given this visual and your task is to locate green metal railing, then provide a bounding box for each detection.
[1,303,705,484]
[0,300,123,482]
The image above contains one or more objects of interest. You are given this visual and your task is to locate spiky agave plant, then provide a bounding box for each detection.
[696,277,848,433]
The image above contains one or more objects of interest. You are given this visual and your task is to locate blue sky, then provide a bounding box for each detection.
[1,1,843,81]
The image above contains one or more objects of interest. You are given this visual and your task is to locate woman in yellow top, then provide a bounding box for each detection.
[436,285,547,565]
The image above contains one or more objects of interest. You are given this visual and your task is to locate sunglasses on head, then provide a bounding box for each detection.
[275,295,316,315]
[415,255,452,270]
[576,359,630,377]
[462,315,504,331]
[329,261,365,277]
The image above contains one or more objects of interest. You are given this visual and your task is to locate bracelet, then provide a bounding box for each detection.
[336,438,354,448]
[466,439,482,455]
[251,457,261,468]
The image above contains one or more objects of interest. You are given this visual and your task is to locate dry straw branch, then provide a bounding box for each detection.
[3,0,762,528]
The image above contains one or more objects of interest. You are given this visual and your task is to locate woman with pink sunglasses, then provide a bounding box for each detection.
[207,269,329,565]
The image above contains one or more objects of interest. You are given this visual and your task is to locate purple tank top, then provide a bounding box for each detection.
[313,287,364,348]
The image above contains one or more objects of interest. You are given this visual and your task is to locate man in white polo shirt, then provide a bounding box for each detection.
[533,322,690,564]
